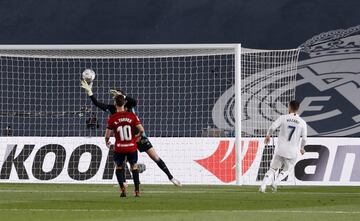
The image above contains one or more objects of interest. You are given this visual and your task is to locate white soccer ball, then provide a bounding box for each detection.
[82,69,96,83]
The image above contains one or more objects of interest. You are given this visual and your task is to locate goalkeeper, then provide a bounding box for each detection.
[81,80,181,186]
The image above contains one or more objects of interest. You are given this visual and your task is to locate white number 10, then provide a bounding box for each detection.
[117,125,132,141]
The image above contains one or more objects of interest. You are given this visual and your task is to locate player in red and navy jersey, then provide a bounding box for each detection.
[105,95,144,197]
[81,80,181,186]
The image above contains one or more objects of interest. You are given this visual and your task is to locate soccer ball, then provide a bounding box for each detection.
[82,69,96,83]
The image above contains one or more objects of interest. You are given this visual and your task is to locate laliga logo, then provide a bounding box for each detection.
[212,25,360,137]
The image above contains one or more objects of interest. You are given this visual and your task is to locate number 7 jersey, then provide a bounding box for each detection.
[269,113,308,159]
[107,111,142,153]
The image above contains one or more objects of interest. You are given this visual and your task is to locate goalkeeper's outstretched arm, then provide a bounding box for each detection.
[81,80,138,114]
[81,80,115,113]
[90,95,115,112]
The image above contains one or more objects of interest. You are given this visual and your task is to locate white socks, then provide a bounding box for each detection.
[274,170,289,186]
[260,168,276,191]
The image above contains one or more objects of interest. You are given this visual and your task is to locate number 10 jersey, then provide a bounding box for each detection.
[107,111,142,153]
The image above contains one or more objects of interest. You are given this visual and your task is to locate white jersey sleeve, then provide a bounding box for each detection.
[300,120,308,148]
[271,114,307,159]
[266,116,283,136]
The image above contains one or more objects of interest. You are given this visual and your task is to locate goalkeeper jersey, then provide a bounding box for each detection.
[89,94,148,138]
[268,113,307,159]
[89,95,137,114]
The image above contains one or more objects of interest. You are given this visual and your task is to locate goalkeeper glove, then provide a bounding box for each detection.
[80,80,93,96]
[109,89,126,99]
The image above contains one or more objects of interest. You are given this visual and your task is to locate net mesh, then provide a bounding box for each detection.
[0,46,299,184]
[0,54,235,137]
[241,49,299,184]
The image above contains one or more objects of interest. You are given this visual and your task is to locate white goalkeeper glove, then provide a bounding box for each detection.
[109,89,126,99]
[80,80,93,96]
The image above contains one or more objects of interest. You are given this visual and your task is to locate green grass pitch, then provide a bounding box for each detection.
[0,184,359,221]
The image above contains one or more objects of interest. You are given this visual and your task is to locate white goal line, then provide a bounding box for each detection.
[0,208,359,215]
[0,189,359,195]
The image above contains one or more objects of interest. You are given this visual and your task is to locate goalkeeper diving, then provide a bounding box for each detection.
[81,79,181,187]
[260,100,307,193]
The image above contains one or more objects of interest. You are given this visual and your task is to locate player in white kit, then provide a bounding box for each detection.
[259,100,307,193]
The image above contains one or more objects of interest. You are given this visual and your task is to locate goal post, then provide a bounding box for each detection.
[234,44,242,186]
[0,44,300,185]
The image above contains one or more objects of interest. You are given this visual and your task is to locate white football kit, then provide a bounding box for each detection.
[267,113,307,170]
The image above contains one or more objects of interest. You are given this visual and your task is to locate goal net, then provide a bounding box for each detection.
[0,45,299,185]
[241,49,299,184]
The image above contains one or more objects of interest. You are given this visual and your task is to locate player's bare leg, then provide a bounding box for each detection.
[130,164,141,197]
[145,147,182,187]
[115,165,127,197]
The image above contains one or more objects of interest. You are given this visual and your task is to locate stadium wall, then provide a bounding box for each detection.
[1,137,359,186]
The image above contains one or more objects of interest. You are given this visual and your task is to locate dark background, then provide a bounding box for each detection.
[0,0,358,48]
[0,0,359,137]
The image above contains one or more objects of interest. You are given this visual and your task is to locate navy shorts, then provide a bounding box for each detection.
[137,137,153,152]
[113,151,138,166]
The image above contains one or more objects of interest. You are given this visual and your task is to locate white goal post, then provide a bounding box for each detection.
[0,44,300,185]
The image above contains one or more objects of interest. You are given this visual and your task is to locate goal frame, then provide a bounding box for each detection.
[0,44,244,185]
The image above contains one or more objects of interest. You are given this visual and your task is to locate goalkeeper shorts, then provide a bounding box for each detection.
[137,137,153,152]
